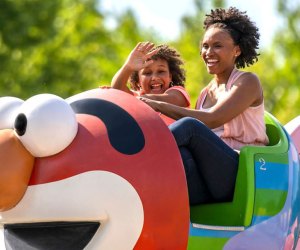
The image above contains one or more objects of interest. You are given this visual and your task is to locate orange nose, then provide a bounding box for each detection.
[0,129,34,211]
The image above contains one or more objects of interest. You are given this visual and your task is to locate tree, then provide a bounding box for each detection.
[0,0,154,99]
[255,0,300,123]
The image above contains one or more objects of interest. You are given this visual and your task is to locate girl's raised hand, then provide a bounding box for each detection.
[125,42,159,71]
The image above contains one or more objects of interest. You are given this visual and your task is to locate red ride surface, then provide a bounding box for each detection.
[29,89,190,249]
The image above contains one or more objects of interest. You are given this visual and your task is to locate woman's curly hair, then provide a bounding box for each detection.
[129,44,186,87]
[203,7,260,68]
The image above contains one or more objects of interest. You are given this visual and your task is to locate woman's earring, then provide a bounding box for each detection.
[169,81,174,87]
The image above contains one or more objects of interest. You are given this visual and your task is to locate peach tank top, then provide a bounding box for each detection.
[196,68,269,150]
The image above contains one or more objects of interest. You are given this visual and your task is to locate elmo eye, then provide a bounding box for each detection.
[0,97,24,129]
[15,94,78,157]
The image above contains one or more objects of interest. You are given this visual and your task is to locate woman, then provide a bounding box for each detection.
[140,7,269,205]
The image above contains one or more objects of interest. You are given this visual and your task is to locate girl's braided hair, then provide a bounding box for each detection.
[204,7,260,68]
[129,44,186,87]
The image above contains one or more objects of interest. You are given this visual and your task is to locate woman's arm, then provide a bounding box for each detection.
[141,88,190,107]
[141,72,263,128]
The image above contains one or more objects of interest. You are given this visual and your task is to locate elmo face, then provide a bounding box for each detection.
[0,89,189,249]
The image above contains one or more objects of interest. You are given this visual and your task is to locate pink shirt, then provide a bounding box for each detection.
[134,86,191,126]
[196,68,269,150]
[133,86,190,107]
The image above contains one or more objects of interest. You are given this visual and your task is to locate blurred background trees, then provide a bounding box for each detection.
[0,0,299,124]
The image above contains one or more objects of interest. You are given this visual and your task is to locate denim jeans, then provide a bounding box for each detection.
[169,117,239,205]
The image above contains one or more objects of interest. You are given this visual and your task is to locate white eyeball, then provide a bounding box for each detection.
[15,94,78,157]
[0,97,24,129]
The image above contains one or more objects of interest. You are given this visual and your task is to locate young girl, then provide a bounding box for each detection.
[111,42,190,108]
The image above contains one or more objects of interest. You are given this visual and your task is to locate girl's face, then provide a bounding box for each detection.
[138,59,172,94]
[201,27,241,76]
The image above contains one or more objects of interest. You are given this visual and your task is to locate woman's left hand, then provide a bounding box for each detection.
[137,97,161,112]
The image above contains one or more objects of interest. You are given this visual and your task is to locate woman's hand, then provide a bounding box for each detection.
[138,96,193,122]
[137,97,161,112]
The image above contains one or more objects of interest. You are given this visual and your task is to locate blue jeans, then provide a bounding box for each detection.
[169,117,239,205]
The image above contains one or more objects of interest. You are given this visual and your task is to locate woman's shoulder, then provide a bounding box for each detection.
[236,70,259,80]
[233,71,263,106]
[234,71,261,87]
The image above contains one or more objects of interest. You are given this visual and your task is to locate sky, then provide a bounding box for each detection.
[99,0,285,48]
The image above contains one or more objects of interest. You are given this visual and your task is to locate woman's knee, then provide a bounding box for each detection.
[169,117,206,136]
[169,117,194,130]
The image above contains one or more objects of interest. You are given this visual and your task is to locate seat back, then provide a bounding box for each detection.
[285,116,300,155]
[190,112,289,226]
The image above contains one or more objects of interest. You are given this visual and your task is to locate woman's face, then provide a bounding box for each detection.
[138,59,172,94]
[201,27,241,76]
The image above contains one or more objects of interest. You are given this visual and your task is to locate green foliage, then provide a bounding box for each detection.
[253,0,300,124]
[0,0,299,124]
[0,0,132,98]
